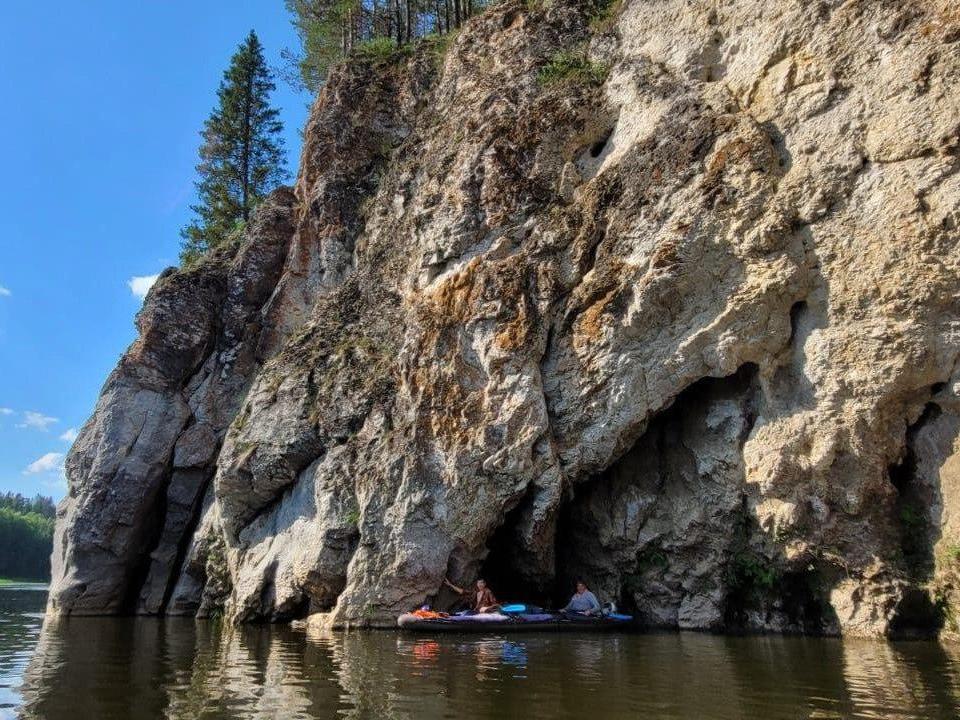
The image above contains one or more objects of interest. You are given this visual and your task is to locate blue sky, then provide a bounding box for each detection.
[0,1,310,499]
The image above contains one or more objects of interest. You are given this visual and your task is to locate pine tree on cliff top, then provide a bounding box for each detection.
[181,31,287,265]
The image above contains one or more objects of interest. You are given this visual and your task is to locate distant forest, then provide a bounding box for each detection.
[0,493,55,581]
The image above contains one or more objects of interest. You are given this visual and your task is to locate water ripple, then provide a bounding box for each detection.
[2,589,959,719]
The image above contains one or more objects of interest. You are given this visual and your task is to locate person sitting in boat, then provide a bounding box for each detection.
[443,576,500,613]
[561,580,601,616]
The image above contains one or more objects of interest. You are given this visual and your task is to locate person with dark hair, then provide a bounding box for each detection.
[562,579,601,616]
[443,576,499,613]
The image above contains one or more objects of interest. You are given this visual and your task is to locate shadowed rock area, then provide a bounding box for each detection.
[49,0,960,638]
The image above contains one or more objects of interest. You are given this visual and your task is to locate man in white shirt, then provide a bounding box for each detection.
[561,580,601,615]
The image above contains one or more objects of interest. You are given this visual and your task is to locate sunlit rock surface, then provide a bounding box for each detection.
[49,0,960,637]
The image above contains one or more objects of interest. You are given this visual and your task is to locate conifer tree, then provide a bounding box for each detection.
[181,31,287,265]
[283,0,488,92]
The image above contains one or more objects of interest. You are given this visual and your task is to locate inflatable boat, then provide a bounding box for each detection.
[397,611,634,633]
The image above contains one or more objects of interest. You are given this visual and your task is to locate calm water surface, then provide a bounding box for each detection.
[3,585,960,719]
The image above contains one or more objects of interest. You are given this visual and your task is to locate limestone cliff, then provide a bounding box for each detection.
[48,0,960,638]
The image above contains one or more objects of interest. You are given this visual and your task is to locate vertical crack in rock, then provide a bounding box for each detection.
[120,441,180,614]
[153,466,217,615]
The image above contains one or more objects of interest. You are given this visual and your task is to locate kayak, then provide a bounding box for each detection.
[397,612,634,633]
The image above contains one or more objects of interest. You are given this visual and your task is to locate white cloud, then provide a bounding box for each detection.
[42,473,68,494]
[26,452,68,494]
[40,468,67,501]
[24,452,65,475]
[0,285,10,297]
[128,274,159,300]
[60,427,79,443]
[18,411,59,431]
[0,407,13,415]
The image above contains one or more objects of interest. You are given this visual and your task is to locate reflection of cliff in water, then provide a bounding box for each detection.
[15,616,960,719]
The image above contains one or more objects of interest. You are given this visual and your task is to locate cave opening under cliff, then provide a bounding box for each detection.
[479,496,556,608]
[549,363,763,619]
[887,400,947,637]
[477,364,779,616]
[890,402,941,581]
[473,360,920,630]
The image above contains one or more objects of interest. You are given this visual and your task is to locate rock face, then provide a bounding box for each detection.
[49,0,960,637]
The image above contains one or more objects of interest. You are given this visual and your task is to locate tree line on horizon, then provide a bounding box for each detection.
[0,493,55,581]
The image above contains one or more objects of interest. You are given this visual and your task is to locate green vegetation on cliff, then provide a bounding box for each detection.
[181,30,287,266]
[283,0,488,90]
[538,50,608,86]
[0,493,55,582]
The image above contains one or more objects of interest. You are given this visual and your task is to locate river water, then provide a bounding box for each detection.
[3,585,960,719]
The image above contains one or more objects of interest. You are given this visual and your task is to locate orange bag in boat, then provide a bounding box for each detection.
[412,609,449,619]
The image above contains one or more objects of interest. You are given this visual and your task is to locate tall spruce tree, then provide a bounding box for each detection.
[181,31,287,265]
